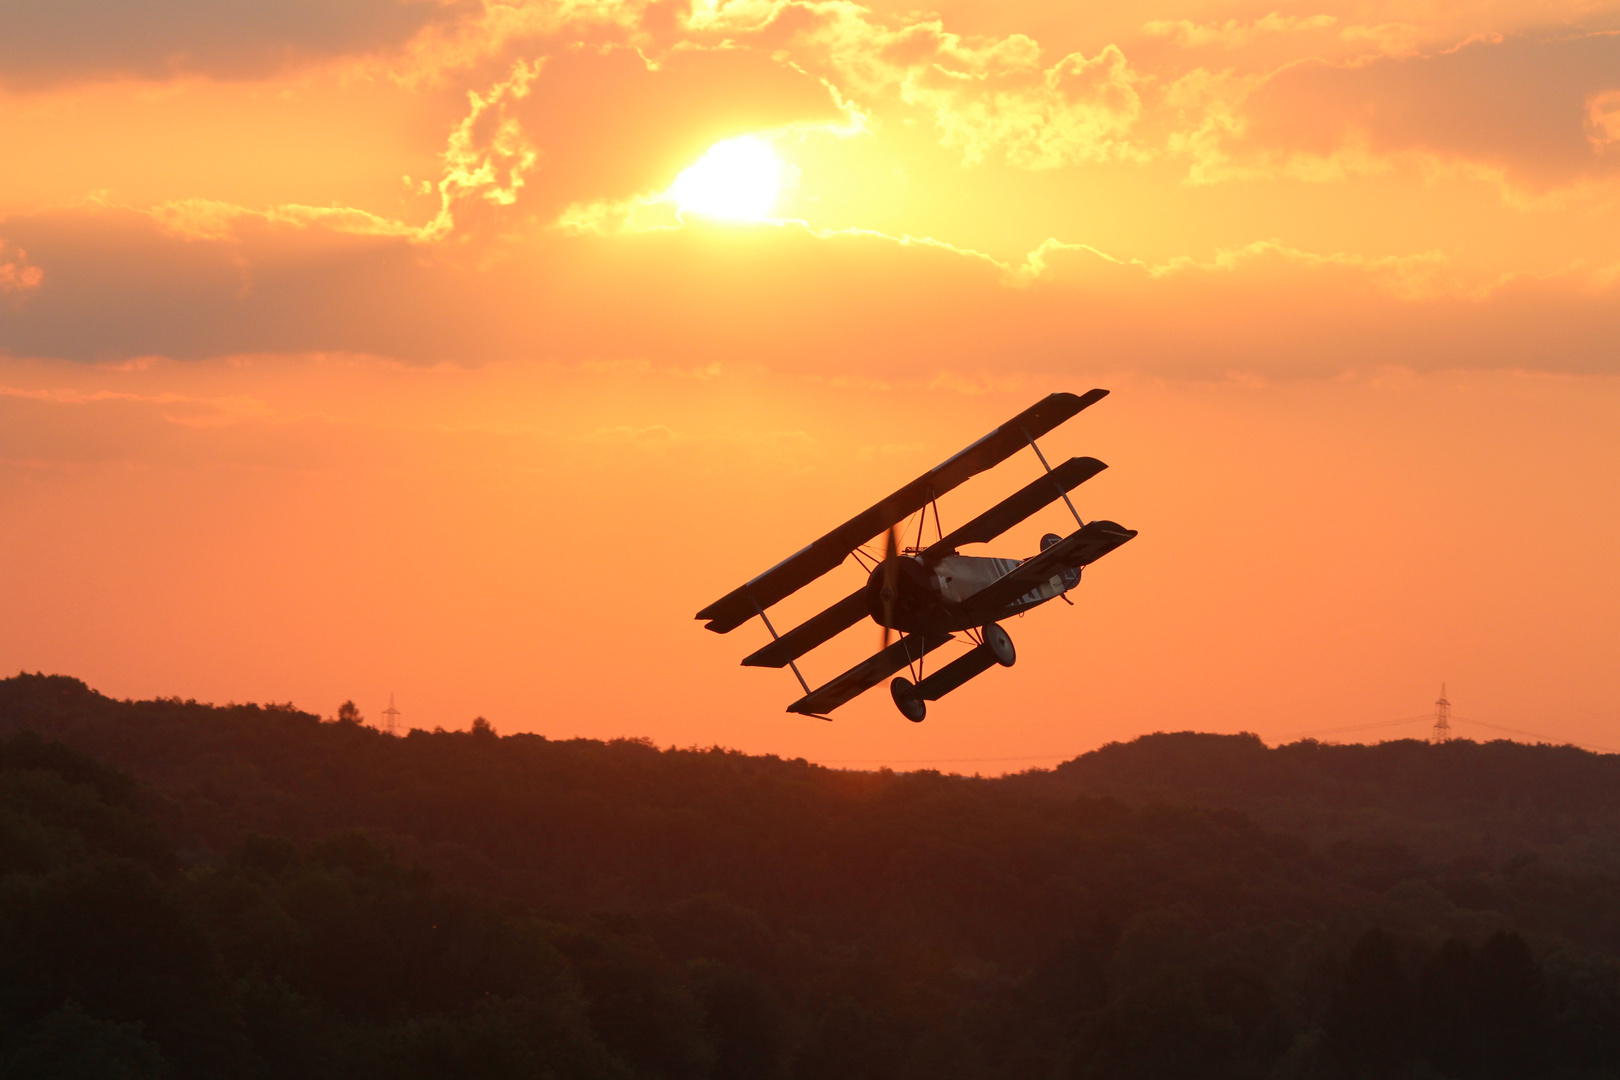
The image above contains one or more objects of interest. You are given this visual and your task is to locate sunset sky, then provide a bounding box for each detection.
[2,0,1617,770]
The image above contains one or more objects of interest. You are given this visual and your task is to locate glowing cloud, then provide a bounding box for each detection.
[670,136,786,222]
[0,241,43,293]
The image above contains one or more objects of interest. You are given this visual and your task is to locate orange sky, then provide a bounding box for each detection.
[1,0,1616,770]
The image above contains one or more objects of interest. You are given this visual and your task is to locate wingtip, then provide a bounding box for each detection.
[1038,389,1109,424]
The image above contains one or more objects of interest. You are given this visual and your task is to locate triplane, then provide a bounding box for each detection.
[696,391,1136,721]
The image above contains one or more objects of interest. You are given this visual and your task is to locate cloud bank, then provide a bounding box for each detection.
[1,0,1616,381]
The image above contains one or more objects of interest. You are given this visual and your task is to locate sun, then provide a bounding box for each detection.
[670,136,786,223]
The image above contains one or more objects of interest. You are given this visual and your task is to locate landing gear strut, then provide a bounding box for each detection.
[888,624,1019,720]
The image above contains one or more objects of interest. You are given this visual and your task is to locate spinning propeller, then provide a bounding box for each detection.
[879,524,900,649]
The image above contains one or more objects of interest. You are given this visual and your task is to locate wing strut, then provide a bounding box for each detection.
[1022,426,1085,529]
[751,596,811,697]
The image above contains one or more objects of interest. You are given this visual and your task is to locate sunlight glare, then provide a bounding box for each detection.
[670,136,785,223]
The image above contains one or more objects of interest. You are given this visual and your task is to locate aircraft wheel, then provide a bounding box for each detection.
[983,623,1016,667]
[890,677,926,723]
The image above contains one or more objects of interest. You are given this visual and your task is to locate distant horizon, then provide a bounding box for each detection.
[11,670,1614,777]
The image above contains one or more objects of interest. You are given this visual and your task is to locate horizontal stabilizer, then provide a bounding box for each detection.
[922,456,1106,558]
[742,588,867,668]
[787,632,955,716]
[697,390,1109,633]
[962,520,1137,620]
[914,645,998,701]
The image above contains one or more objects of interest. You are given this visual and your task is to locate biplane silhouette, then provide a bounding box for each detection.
[696,390,1136,721]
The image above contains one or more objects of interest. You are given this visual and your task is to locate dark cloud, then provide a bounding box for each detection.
[2,206,1618,378]
[1243,31,1620,186]
[0,0,475,87]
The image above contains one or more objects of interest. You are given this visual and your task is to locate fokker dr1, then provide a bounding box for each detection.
[696,390,1136,721]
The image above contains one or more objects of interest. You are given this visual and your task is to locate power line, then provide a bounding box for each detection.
[1282,693,1620,756]
[1451,716,1620,755]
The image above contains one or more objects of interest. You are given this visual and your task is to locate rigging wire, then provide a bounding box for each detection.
[1281,713,1620,756]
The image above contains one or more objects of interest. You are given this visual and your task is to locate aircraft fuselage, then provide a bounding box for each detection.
[865,551,1078,634]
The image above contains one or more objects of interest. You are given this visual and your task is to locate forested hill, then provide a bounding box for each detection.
[1026,729,1620,875]
[5,672,1618,884]
[2,671,1620,1080]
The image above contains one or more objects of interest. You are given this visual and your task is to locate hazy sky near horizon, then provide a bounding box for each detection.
[1,0,1617,770]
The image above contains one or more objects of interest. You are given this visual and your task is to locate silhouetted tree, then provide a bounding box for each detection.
[1322,932,1416,1076]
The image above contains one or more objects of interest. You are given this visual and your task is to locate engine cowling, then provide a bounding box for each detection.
[864,555,937,630]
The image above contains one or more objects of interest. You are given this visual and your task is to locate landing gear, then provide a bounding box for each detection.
[890,677,926,722]
[891,627,1011,720]
[983,622,1016,667]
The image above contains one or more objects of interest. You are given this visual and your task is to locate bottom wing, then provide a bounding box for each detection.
[786,632,955,716]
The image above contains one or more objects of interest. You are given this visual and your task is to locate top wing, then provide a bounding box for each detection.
[696,389,1109,633]
[958,519,1137,621]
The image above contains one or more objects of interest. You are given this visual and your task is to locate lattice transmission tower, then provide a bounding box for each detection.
[381,693,401,736]
[1431,684,1451,744]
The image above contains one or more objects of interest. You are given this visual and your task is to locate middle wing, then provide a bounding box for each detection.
[742,587,867,669]
[921,456,1106,558]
